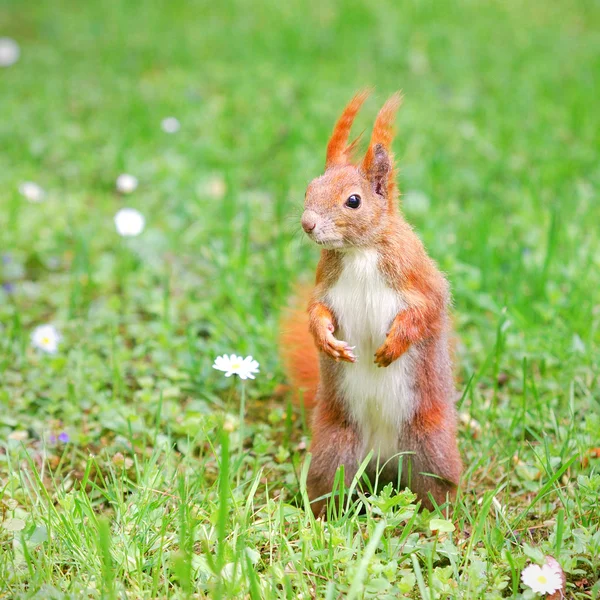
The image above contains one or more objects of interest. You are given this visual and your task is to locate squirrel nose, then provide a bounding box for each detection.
[302,211,318,233]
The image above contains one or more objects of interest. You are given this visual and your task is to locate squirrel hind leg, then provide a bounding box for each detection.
[306,403,363,519]
[396,426,462,510]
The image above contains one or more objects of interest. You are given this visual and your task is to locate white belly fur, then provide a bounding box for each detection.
[325,249,419,463]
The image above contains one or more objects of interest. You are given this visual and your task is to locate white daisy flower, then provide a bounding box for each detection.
[213,354,259,380]
[0,38,20,68]
[161,117,180,133]
[521,563,562,595]
[114,208,145,237]
[31,324,61,354]
[115,174,138,194]
[19,181,45,203]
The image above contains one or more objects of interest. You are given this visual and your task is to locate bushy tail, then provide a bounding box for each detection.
[279,286,319,409]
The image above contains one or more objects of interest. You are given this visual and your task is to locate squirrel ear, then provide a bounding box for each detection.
[364,143,391,197]
[325,90,370,169]
[361,92,402,201]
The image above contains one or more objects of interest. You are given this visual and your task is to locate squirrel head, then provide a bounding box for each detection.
[302,90,403,250]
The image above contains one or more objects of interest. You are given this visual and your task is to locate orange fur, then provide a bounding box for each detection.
[414,401,445,434]
[363,92,403,158]
[325,89,370,169]
[362,92,403,208]
[278,287,319,409]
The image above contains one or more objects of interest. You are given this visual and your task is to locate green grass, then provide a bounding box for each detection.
[1,0,599,597]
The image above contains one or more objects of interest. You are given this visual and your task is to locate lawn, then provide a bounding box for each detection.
[1,0,599,597]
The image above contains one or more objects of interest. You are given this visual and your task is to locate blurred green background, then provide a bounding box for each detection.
[1,0,599,597]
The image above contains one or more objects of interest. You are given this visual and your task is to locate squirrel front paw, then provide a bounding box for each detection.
[374,337,410,367]
[316,323,356,363]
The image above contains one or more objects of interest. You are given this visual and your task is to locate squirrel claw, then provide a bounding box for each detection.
[374,339,409,367]
[321,332,356,363]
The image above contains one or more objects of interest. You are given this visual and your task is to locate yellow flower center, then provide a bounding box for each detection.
[41,336,50,345]
[537,575,547,584]
[231,361,242,369]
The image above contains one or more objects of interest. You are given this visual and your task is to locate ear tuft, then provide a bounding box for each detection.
[362,92,403,203]
[325,90,370,169]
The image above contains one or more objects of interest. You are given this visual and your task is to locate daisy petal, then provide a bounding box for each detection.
[212,353,260,380]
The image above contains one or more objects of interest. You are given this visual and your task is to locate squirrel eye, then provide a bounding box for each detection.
[345,194,361,209]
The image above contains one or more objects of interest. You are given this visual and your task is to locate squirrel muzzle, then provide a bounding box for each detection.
[301,210,319,233]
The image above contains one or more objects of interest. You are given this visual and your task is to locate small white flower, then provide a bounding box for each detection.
[213,354,259,380]
[161,117,180,133]
[0,38,20,67]
[31,324,61,354]
[115,174,138,194]
[19,181,45,203]
[476,494,504,514]
[114,208,145,237]
[521,563,562,595]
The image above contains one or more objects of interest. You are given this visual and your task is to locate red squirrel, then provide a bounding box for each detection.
[281,91,462,516]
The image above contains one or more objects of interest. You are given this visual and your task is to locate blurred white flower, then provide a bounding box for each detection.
[18,181,45,203]
[0,38,20,67]
[213,354,259,380]
[115,174,138,194]
[161,117,180,133]
[207,175,226,199]
[477,494,504,514]
[221,562,238,582]
[521,563,562,595]
[31,324,61,354]
[114,208,145,237]
[459,412,482,438]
